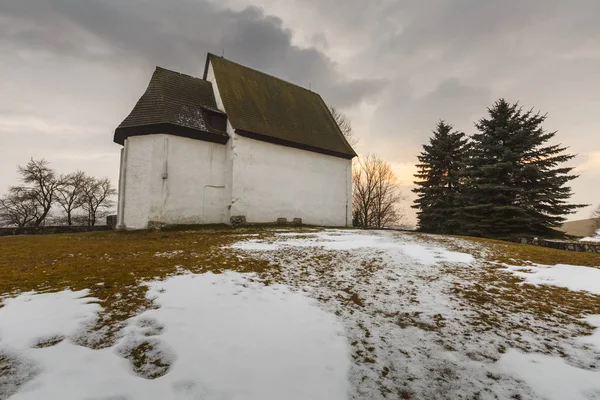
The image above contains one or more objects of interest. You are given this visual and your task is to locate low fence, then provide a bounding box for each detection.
[517,237,600,254]
[0,225,112,237]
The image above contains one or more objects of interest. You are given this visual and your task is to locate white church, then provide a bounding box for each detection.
[113,54,356,230]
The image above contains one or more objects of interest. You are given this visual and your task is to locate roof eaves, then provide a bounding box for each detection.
[114,123,229,146]
[235,129,354,159]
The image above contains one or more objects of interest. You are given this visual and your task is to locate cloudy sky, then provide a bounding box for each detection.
[1,0,599,225]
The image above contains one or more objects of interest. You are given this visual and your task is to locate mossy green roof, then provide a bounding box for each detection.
[206,54,356,158]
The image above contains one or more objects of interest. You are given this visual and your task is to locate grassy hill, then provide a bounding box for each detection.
[2,227,600,399]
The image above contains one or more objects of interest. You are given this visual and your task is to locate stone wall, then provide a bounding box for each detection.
[0,225,112,237]
[517,237,600,254]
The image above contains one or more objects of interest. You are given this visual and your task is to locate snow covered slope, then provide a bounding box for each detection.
[1,229,600,400]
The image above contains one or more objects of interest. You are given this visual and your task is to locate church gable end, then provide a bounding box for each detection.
[204,54,356,159]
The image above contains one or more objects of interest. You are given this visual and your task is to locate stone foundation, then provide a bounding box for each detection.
[147,221,168,231]
[229,216,304,227]
[230,215,247,227]
[517,237,600,254]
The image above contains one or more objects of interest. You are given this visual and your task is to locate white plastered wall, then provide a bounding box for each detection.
[117,134,228,229]
[230,135,352,227]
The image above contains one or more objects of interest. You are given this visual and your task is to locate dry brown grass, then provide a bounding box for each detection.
[0,227,280,347]
[451,264,600,334]
[435,235,600,361]
[3,227,600,372]
[413,232,600,267]
[404,232,600,364]
[464,236,600,267]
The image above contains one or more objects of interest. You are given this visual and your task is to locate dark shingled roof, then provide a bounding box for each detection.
[114,67,228,145]
[204,54,356,159]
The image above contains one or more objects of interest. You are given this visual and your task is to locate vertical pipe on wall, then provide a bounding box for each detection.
[161,136,169,180]
[159,136,169,223]
[116,142,128,229]
[345,161,350,227]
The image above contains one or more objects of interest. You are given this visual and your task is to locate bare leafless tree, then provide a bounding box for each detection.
[15,158,61,226]
[0,187,40,227]
[352,154,404,228]
[56,171,87,226]
[592,204,600,231]
[81,177,116,226]
[329,105,359,147]
[353,157,378,228]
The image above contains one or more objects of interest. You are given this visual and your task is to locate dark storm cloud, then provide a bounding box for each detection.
[0,0,384,107]
[336,0,600,159]
[381,79,490,135]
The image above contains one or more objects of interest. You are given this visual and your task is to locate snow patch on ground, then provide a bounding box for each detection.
[496,350,600,400]
[231,230,474,265]
[2,272,349,400]
[0,289,101,350]
[581,229,600,242]
[504,263,600,294]
[230,240,280,251]
[0,290,101,399]
[229,229,600,399]
[229,230,521,398]
[154,250,185,258]
[580,316,600,351]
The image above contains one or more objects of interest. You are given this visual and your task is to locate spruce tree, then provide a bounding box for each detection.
[459,99,583,238]
[413,121,469,234]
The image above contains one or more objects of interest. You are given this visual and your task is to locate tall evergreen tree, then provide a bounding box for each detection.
[413,121,469,234]
[459,99,584,238]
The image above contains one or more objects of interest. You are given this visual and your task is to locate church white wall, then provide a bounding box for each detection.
[118,134,228,229]
[230,135,352,227]
[204,62,225,112]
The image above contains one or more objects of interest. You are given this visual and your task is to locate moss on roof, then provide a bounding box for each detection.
[206,54,356,159]
[114,67,228,145]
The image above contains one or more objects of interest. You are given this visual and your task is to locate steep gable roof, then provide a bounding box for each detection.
[114,67,228,145]
[205,54,356,159]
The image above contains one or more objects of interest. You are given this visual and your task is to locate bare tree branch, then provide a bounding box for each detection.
[80,177,117,226]
[329,105,359,147]
[0,187,40,227]
[16,158,61,226]
[592,204,600,231]
[56,171,87,226]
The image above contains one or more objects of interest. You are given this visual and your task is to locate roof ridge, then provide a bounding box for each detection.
[207,53,315,94]
[153,67,168,122]
[155,66,207,82]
